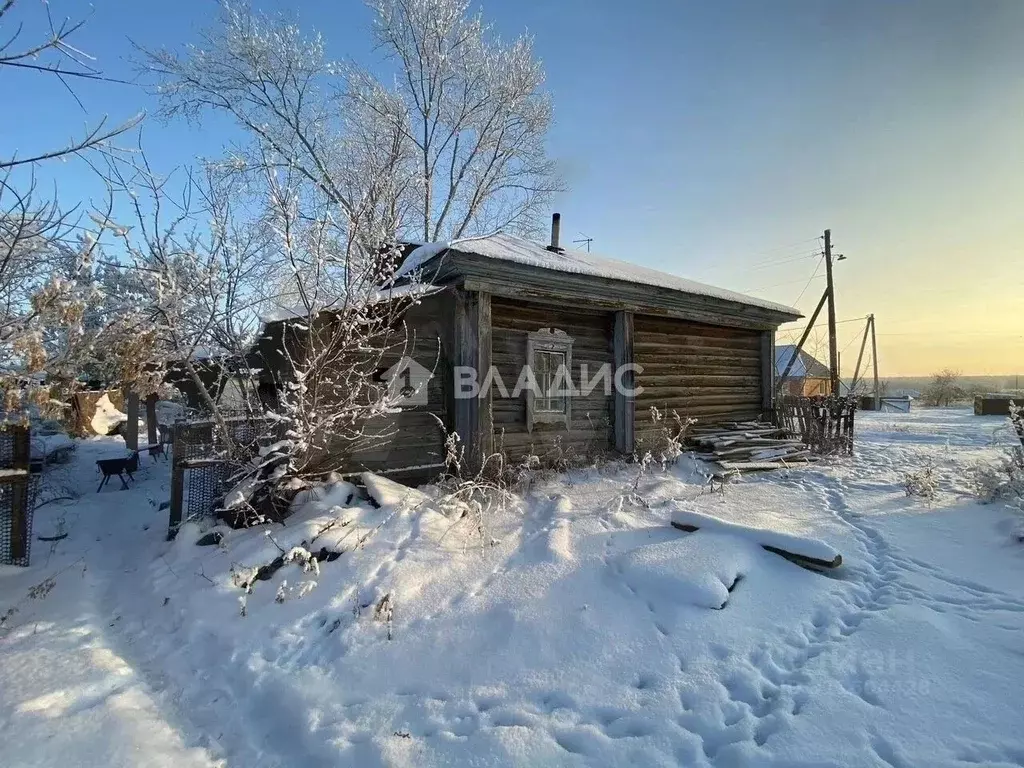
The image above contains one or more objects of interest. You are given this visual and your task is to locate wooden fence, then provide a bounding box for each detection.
[775,395,857,456]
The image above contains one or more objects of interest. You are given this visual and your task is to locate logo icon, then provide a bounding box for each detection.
[382,357,433,406]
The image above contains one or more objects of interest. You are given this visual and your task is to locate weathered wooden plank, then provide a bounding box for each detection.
[493,396,611,414]
[637,386,763,401]
[632,324,763,344]
[638,365,762,380]
[478,292,493,459]
[761,330,775,412]
[634,335,761,352]
[635,338,762,354]
[639,374,763,388]
[454,289,481,471]
[638,402,763,416]
[613,310,635,455]
[670,520,840,570]
[636,404,764,421]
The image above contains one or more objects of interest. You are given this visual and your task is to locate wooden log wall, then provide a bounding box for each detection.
[326,294,450,477]
[633,314,766,441]
[490,298,615,463]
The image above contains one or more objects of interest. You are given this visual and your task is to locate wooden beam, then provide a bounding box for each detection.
[670,521,842,571]
[453,289,490,472]
[613,310,635,455]
[9,427,30,563]
[760,330,775,414]
[446,249,802,330]
[824,229,839,396]
[167,428,184,540]
[776,289,828,388]
[849,317,871,394]
[478,292,493,460]
[870,314,880,410]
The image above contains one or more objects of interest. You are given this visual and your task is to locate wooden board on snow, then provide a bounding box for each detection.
[670,511,842,571]
[716,460,808,471]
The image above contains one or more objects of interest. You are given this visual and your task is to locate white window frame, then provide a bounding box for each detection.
[526,328,574,432]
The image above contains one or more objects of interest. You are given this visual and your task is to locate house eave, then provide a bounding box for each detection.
[416,251,802,331]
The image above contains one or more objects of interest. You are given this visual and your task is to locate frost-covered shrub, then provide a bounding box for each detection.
[1011,402,1024,448]
[636,407,696,471]
[972,444,1024,504]
[904,466,938,500]
[970,404,1024,533]
[429,418,527,546]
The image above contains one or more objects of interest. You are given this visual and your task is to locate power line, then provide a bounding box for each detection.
[746,249,823,270]
[791,257,824,305]
[743,236,824,262]
[742,274,825,293]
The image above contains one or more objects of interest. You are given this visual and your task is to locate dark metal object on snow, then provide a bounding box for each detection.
[96,451,140,492]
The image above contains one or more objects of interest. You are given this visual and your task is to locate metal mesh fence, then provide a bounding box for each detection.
[0,426,34,566]
[168,416,277,537]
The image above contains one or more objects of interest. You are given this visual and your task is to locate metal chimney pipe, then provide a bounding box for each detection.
[549,212,561,251]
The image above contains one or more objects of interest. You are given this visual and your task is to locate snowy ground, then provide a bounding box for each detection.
[2,409,1023,767]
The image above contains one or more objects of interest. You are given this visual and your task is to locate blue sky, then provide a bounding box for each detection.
[3,0,1023,374]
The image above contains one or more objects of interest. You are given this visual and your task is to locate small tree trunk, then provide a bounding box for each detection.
[146,394,159,452]
[124,391,140,451]
[183,358,235,454]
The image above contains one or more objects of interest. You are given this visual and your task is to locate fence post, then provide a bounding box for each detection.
[8,426,32,565]
[146,394,159,454]
[167,426,184,540]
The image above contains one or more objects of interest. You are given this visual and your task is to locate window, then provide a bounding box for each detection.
[527,328,574,431]
[534,350,567,413]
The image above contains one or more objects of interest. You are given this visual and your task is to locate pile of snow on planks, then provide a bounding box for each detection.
[688,420,819,472]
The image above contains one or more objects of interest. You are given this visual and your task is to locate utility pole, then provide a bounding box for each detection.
[850,315,871,394]
[870,314,880,410]
[776,288,829,389]
[823,229,839,396]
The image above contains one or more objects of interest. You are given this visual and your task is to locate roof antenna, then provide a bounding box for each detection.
[572,233,593,252]
[546,213,564,253]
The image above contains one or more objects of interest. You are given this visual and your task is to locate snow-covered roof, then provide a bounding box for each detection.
[775,345,831,379]
[397,234,800,316]
[260,282,438,324]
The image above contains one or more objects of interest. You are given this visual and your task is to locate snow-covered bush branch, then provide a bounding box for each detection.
[89,146,272,420]
[972,404,1024,530]
[0,0,141,172]
[0,170,109,416]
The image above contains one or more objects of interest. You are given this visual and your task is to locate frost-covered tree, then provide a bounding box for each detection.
[93,150,273,422]
[142,0,562,250]
[0,0,139,417]
[0,174,107,415]
[923,369,966,408]
[359,0,563,240]
[138,0,559,521]
[0,0,139,172]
